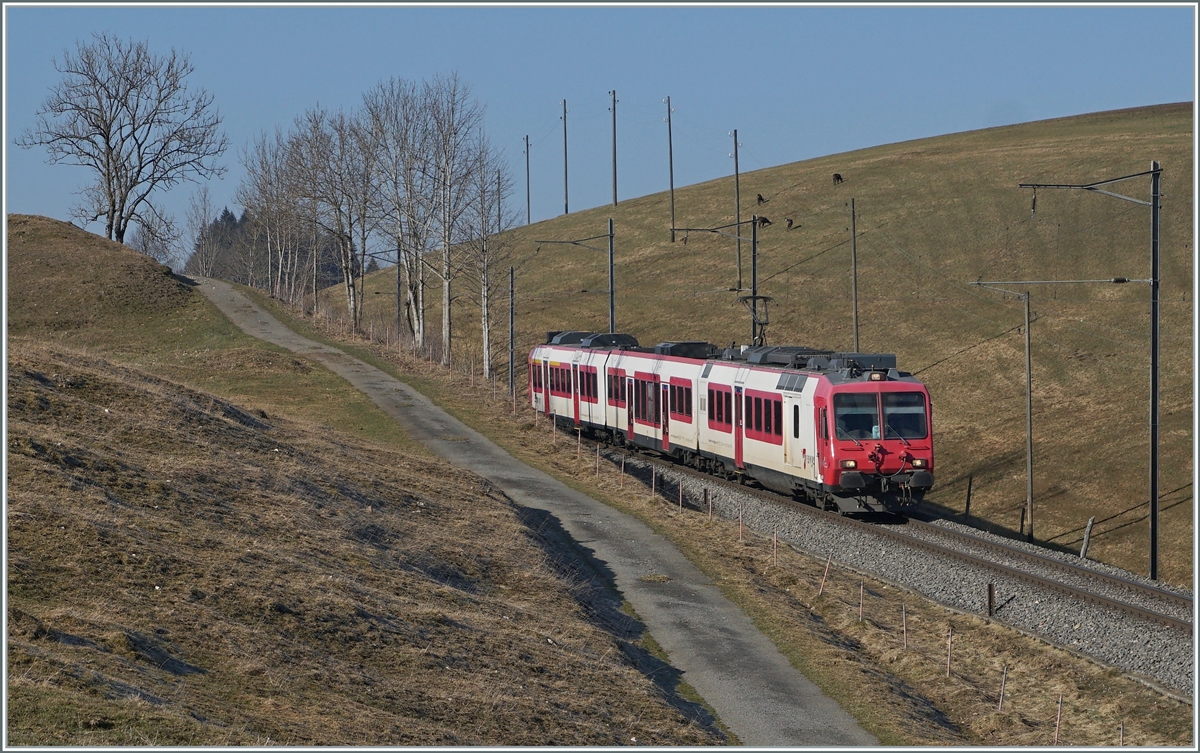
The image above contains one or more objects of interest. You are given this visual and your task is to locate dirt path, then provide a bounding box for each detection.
[193,277,877,747]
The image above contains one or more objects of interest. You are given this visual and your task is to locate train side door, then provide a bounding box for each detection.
[661,383,670,452]
[783,396,801,467]
[572,364,581,426]
[734,386,745,469]
[542,361,551,415]
[626,376,635,440]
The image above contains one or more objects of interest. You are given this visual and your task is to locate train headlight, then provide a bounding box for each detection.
[869,371,885,381]
[840,460,858,469]
[910,458,927,468]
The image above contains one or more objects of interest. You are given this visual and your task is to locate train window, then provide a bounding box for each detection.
[685,387,693,417]
[774,400,783,436]
[834,393,879,440]
[820,407,829,440]
[754,397,763,432]
[725,392,732,426]
[882,392,928,439]
[793,405,800,438]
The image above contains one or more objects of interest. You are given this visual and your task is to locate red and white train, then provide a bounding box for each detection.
[529,331,934,514]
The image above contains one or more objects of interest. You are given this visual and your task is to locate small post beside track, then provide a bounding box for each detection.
[818,553,832,595]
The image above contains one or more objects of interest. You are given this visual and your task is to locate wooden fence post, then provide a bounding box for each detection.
[946,625,953,677]
[997,664,1007,710]
[902,604,907,649]
[1054,694,1063,744]
[818,553,832,595]
[1080,516,1096,559]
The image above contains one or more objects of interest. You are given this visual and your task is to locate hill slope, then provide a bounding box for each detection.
[355,102,1194,584]
[5,216,720,745]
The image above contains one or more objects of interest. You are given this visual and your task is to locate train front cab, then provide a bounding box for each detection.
[821,378,934,513]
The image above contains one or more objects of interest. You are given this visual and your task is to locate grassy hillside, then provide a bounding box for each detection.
[8,211,1191,746]
[353,102,1194,585]
[5,215,720,745]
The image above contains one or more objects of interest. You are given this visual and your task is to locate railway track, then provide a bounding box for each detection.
[541,420,1193,693]
[592,439,1194,695]
[592,436,1193,636]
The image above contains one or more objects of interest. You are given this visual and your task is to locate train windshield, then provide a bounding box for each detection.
[834,393,879,440]
[882,392,928,439]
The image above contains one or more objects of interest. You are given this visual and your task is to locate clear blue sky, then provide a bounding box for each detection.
[3,3,1196,238]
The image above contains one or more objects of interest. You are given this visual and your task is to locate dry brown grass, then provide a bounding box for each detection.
[5,216,723,745]
[281,318,1192,746]
[6,339,722,745]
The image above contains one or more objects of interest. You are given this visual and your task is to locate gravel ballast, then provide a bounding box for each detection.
[613,451,1195,697]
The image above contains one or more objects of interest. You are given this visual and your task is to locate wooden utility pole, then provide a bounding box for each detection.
[561,100,569,215]
[666,96,676,242]
[523,135,530,225]
[851,197,859,352]
[610,90,618,206]
[732,129,742,291]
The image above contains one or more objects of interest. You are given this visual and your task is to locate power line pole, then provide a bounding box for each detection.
[1149,161,1161,580]
[665,96,676,242]
[1018,162,1162,579]
[1022,291,1033,542]
[609,90,618,206]
[561,100,569,215]
[608,218,616,333]
[851,197,859,352]
[523,135,530,225]
[751,214,759,344]
[731,129,742,291]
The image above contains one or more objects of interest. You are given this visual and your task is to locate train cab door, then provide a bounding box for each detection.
[571,364,581,426]
[661,383,671,452]
[734,386,745,469]
[814,397,830,475]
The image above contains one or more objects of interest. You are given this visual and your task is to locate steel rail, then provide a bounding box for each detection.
[903,517,1192,614]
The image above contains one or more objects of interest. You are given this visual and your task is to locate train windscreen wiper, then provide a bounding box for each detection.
[884,422,911,446]
[836,426,863,447]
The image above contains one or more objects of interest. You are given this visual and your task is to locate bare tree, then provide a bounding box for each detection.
[288,106,377,330]
[363,77,438,353]
[427,72,485,367]
[17,33,227,243]
[127,211,181,269]
[238,128,310,301]
[183,185,221,277]
[462,137,517,380]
